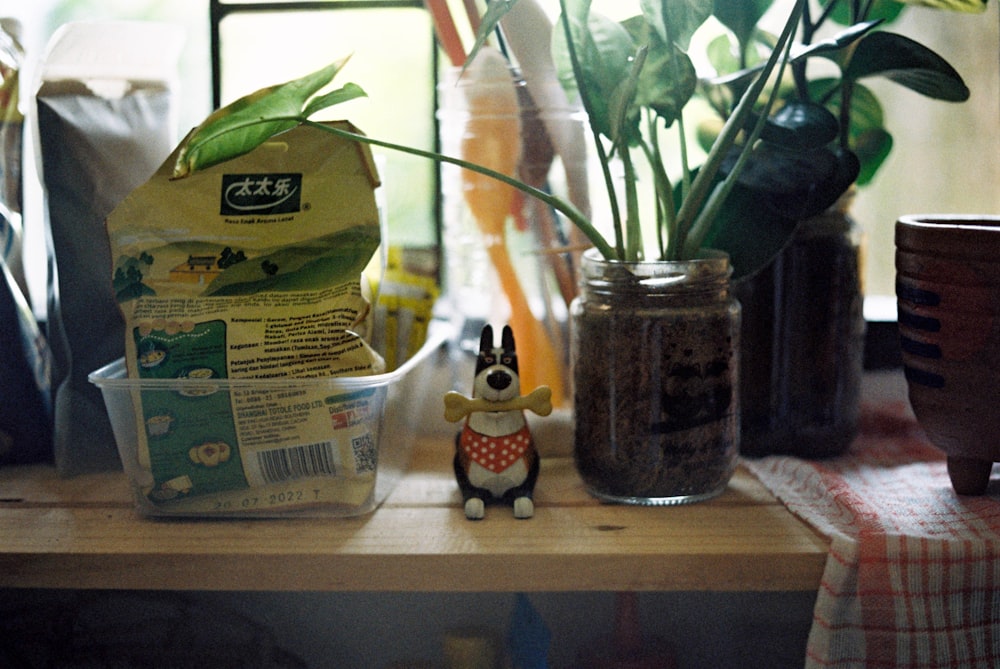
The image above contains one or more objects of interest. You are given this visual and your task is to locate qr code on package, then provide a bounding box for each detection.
[352,432,377,473]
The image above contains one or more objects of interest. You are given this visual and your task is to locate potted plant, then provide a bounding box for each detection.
[170,0,806,505]
[171,0,980,502]
[693,0,982,458]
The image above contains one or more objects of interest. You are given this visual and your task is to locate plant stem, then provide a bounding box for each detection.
[678,0,805,258]
[292,118,619,260]
[621,140,642,261]
[643,115,675,260]
[557,0,625,259]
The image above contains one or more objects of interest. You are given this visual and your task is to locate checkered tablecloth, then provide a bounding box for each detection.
[743,400,1000,669]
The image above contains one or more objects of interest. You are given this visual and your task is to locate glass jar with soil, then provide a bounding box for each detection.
[734,196,865,458]
[570,249,741,505]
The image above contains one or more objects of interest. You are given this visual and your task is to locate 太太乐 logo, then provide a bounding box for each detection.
[221,173,302,216]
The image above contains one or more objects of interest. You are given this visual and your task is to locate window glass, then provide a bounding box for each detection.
[216,6,436,248]
[7,0,1000,308]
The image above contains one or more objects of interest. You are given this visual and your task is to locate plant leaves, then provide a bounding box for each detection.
[172,57,362,178]
[621,15,697,126]
[759,100,840,150]
[697,182,799,280]
[712,20,880,92]
[712,0,772,56]
[202,226,380,296]
[792,20,882,65]
[552,0,637,139]
[811,79,892,184]
[640,0,714,51]
[464,0,518,71]
[607,45,646,150]
[897,0,987,12]
[302,82,367,118]
[704,147,860,278]
[829,0,907,25]
[844,31,970,101]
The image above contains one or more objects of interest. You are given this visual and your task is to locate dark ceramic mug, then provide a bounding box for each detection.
[895,215,1000,495]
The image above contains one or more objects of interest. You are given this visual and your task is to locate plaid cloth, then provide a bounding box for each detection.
[744,401,1000,669]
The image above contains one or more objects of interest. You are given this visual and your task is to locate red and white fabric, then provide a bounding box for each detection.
[744,400,1000,669]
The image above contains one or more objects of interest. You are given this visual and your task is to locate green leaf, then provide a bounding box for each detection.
[897,0,987,12]
[715,19,879,93]
[172,57,360,178]
[844,31,970,101]
[812,79,892,183]
[640,0,714,51]
[794,20,882,65]
[712,0,773,56]
[705,32,742,76]
[552,0,637,139]
[853,127,893,185]
[202,226,380,296]
[621,15,698,127]
[464,0,518,71]
[829,0,907,25]
[704,147,860,278]
[607,45,646,150]
[698,183,799,280]
[759,100,840,150]
[302,82,367,118]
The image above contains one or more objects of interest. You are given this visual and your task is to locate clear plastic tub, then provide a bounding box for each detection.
[89,321,448,518]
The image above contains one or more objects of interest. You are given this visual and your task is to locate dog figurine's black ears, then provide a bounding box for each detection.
[443,324,551,520]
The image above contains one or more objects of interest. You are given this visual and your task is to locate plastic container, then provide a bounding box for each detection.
[89,321,448,518]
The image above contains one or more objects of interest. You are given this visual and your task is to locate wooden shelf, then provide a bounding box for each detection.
[0,439,828,592]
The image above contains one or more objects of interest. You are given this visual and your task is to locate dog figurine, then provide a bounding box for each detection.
[444,324,552,520]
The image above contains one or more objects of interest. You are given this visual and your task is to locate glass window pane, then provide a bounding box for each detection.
[218,7,437,248]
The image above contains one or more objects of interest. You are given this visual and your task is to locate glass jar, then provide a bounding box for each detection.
[571,249,741,505]
[735,194,865,458]
[436,61,591,409]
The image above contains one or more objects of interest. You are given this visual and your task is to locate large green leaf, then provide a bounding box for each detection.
[759,100,840,150]
[552,0,637,139]
[898,0,987,11]
[640,0,714,51]
[703,146,860,278]
[698,182,799,279]
[829,0,907,25]
[844,31,970,101]
[621,15,698,126]
[172,58,364,178]
[793,20,882,66]
[811,79,892,184]
[708,20,880,98]
[202,226,380,296]
[712,0,773,56]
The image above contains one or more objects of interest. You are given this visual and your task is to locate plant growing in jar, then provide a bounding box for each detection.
[170,0,985,273]
[173,1,806,265]
[694,0,982,458]
[177,0,980,500]
[697,0,982,276]
[168,0,811,504]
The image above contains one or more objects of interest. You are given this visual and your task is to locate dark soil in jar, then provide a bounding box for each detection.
[736,217,864,458]
[572,302,739,500]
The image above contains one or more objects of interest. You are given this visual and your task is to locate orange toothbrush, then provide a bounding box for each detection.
[460,47,566,406]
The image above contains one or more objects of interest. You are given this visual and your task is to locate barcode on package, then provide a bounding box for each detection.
[257,441,336,484]
[352,432,377,473]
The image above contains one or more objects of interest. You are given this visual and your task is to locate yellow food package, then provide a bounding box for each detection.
[105,122,387,514]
